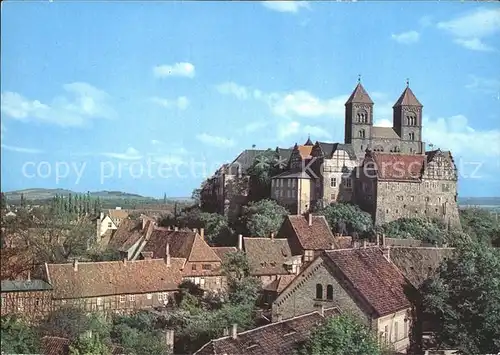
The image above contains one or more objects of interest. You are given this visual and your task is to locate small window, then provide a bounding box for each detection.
[330,178,337,188]
[331,194,335,200]
[108,222,112,228]
[326,285,333,300]
[119,295,125,303]
[409,132,415,141]
[410,196,414,201]
[129,295,135,302]
[147,294,152,300]
[192,264,197,271]
[315,284,323,299]
[359,129,366,139]
[384,325,389,344]
[404,318,409,336]
[292,179,296,188]
[202,264,212,270]
[216,277,221,285]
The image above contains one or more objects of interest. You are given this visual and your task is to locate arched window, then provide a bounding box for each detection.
[358,129,366,139]
[315,284,323,299]
[409,132,415,141]
[374,145,384,152]
[357,110,368,123]
[326,285,334,300]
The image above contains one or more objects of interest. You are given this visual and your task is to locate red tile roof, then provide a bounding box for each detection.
[285,215,337,250]
[325,248,411,317]
[211,247,238,261]
[45,258,185,299]
[370,153,425,182]
[346,82,374,104]
[194,308,341,355]
[243,237,293,276]
[41,336,70,355]
[107,219,144,252]
[263,274,297,293]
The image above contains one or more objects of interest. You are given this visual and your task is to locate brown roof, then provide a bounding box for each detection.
[285,215,337,250]
[212,247,238,261]
[334,236,353,249]
[389,247,455,288]
[325,248,412,317]
[393,86,422,107]
[107,219,144,252]
[372,126,400,140]
[370,153,426,182]
[263,274,297,293]
[108,209,130,220]
[346,82,374,104]
[46,258,185,299]
[194,308,341,355]
[142,229,221,262]
[243,237,293,276]
[297,145,313,159]
[41,336,70,355]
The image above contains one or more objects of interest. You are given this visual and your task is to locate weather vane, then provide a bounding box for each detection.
[358,74,361,83]
[406,78,410,87]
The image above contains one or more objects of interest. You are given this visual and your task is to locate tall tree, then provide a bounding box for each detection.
[421,241,500,354]
[1,315,40,354]
[1,192,7,211]
[20,193,25,208]
[316,203,373,235]
[163,193,167,204]
[240,199,289,237]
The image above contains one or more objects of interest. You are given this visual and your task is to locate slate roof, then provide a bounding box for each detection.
[107,218,145,252]
[325,248,412,317]
[372,127,400,140]
[211,246,238,261]
[285,215,337,250]
[389,247,455,288]
[45,258,185,299]
[194,308,341,355]
[142,229,221,262]
[271,171,311,179]
[41,336,70,355]
[263,274,297,293]
[1,279,52,292]
[228,149,268,175]
[243,237,293,276]
[393,86,423,107]
[276,147,294,163]
[370,153,426,182]
[345,83,374,104]
[315,142,357,160]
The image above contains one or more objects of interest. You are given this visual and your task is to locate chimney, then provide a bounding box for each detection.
[27,270,31,281]
[362,240,367,248]
[123,258,127,265]
[167,226,171,231]
[200,228,205,239]
[238,234,243,251]
[231,323,238,339]
[73,259,78,271]
[383,246,391,262]
[174,226,179,231]
[165,329,174,351]
[141,251,153,260]
[223,328,229,337]
[308,213,313,226]
[376,233,380,246]
[270,232,275,240]
[166,243,171,267]
[193,228,198,234]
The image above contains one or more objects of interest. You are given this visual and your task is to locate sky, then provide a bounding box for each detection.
[1,0,499,198]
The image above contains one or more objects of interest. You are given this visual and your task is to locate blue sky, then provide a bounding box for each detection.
[1,1,499,198]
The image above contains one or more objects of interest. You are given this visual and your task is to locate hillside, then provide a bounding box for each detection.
[458,196,500,206]
[4,188,155,201]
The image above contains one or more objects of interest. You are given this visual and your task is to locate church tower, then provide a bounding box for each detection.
[392,81,424,154]
[344,79,374,157]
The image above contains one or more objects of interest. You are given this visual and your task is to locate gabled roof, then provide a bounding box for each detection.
[325,248,412,317]
[107,218,145,252]
[275,147,294,162]
[108,209,129,220]
[345,83,374,105]
[314,142,357,160]
[297,145,313,159]
[389,247,455,288]
[41,336,70,355]
[372,127,400,140]
[1,279,52,292]
[46,258,185,299]
[228,149,268,175]
[368,153,426,182]
[283,215,337,250]
[393,86,422,107]
[243,237,293,276]
[142,229,221,262]
[263,274,297,293]
[211,246,238,261]
[194,308,341,355]
[304,136,314,146]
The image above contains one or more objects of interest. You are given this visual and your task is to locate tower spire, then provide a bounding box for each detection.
[358,74,361,84]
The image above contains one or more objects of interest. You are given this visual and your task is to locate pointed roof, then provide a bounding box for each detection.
[393,86,422,107]
[345,83,373,105]
[304,136,314,146]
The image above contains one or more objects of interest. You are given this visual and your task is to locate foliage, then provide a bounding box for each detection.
[69,332,112,355]
[316,203,373,235]
[1,315,40,354]
[221,250,252,280]
[85,248,123,262]
[240,199,289,237]
[299,314,386,355]
[379,217,449,245]
[246,149,284,201]
[421,241,500,354]
[1,192,7,211]
[460,207,499,245]
[39,307,91,341]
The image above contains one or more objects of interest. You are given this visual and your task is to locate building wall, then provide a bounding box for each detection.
[272,258,368,324]
[271,178,299,213]
[99,216,117,237]
[376,308,412,352]
[298,179,312,214]
[1,290,52,323]
[320,150,357,206]
[183,261,225,292]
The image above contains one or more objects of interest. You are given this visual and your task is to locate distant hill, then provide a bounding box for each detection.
[458,197,500,206]
[4,188,156,202]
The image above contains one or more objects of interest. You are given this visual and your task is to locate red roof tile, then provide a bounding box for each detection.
[243,237,293,276]
[46,258,185,299]
[211,247,238,261]
[263,274,297,293]
[325,248,411,317]
[285,215,337,250]
[107,219,144,252]
[194,308,341,355]
[370,153,425,182]
[41,336,70,355]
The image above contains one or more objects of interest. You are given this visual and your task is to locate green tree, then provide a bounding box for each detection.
[1,192,7,211]
[221,250,260,306]
[460,207,499,245]
[421,242,500,354]
[299,314,387,355]
[240,199,289,237]
[1,315,40,354]
[316,203,373,235]
[69,332,112,355]
[380,217,448,245]
[20,193,26,208]
[246,149,283,202]
[199,212,233,245]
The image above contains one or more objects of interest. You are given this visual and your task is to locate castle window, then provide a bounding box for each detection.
[409,132,415,141]
[330,178,337,188]
[357,110,368,123]
[326,285,334,300]
[315,284,323,299]
[358,129,366,139]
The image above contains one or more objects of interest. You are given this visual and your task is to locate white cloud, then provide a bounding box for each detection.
[153,62,195,78]
[261,1,310,13]
[1,144,43,154]
[0,122,5,139]
[423,114,500,158]
[465,74,500,95]
[265,91,348,118]
[374,118,393,128]
[278,121,300,140]
[150,96,189,110]
[391,31,420,44]
[215,82,249,100]
[437,8,500,51]
[303,125,331,139]
[196,133,235,148]
[419,15,433,28]
[101,147,142,160]
[151,139,163,145]
[1,82,115,127]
